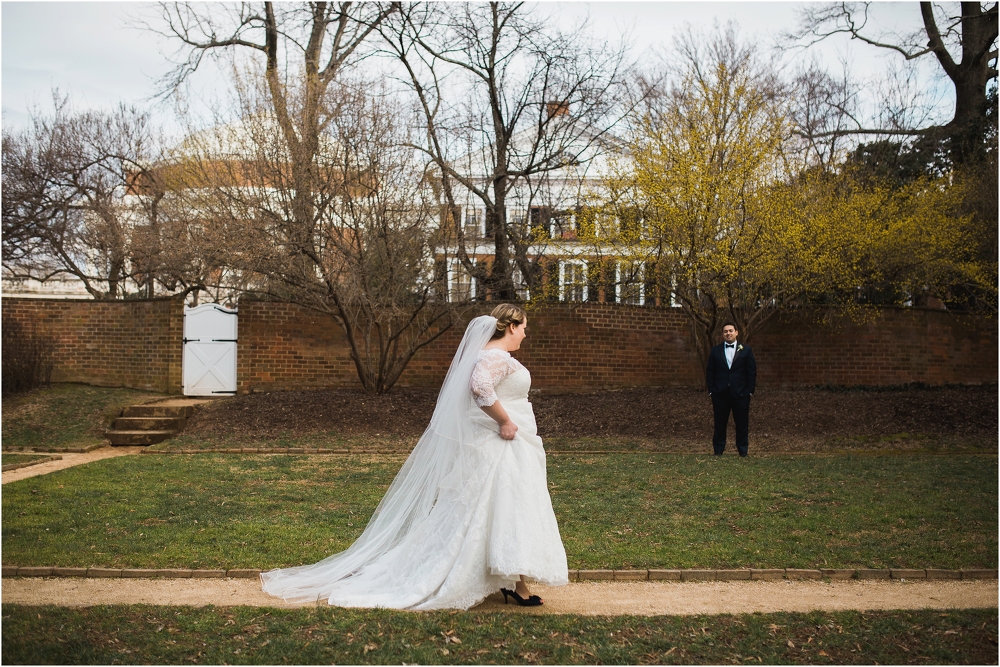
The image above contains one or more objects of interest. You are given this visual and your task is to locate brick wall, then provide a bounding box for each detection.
[752,308,996,387]
[236,303,704,392]
[3,297,995,394]
[235,301,361,393]
[502,304,702,391]
[2,297,183,393]
[236,301,997,393]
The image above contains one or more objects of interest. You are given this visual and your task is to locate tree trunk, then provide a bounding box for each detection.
[922,1,998,163]
[490,180,515,300]
[691,319,713,387]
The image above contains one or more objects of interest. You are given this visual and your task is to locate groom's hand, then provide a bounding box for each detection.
[499,420,519,440]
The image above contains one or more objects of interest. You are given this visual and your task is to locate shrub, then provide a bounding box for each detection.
[2,316,54,393]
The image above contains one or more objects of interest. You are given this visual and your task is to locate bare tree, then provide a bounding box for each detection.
[124,161,246,306]
[785,60,875,171]
[788,2,998,162]
[173,78,455,392]
[379,2,632,300]
[152,2,462,393]
[1,95,183,299]
[151,2,396,235]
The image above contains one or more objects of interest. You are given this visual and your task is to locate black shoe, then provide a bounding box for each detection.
[739,453,748,458]
[712,453,724,457]
[501,588,542,606]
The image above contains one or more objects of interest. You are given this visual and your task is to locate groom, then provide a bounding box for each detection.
[705,322,756,457]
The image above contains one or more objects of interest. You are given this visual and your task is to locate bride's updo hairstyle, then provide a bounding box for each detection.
[490,303,527,340]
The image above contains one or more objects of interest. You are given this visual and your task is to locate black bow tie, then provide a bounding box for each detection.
[725,343,735,348]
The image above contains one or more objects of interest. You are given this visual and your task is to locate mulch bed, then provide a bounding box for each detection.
[183,384,997,451]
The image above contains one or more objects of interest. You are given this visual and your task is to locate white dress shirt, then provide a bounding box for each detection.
[724,340,737,368]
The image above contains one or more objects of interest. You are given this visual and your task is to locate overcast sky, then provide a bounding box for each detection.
[2,2,951,136]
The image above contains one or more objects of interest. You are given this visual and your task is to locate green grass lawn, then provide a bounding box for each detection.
[545,433,991,453]
[2,605,995,665]
[2,384,166,451]
[2,453,52,466]
[3,453,995,570]
[154,432,990,454]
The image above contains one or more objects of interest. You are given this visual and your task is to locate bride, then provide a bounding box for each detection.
[260,304,568,610]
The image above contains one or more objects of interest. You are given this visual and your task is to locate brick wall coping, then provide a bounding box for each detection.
[10,295,970,315]
[135,448,999,458]
[230,296,973,315]
[2,566,995,581]
[1,295,182,304]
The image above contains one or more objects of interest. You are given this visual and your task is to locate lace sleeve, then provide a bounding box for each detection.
[469,350,513,407]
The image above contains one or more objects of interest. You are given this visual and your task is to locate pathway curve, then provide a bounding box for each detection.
[1,447,145,484]
[3,578,996,616]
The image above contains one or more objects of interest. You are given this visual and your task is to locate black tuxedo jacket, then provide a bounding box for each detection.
[706,342,757,398]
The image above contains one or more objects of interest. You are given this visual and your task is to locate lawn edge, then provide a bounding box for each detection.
[138,448,1000,456]
[1,455,63,471]
[2,566,996,581]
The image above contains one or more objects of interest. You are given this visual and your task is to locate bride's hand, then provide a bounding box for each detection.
[499,420,518,440]
[479,401,518,440]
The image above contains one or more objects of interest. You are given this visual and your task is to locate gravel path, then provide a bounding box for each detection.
[3,578,995,615]
[1,447,143,484]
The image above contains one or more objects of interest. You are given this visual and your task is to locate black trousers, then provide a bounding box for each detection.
[711,390,751,456]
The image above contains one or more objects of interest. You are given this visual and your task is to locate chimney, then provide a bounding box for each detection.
[546,101,570,119]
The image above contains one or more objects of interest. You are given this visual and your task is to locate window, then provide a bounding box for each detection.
[507,207,528,230]
[643,261,668,306]
[619,208,643,238]
[586,260,602,302]
[617,261,645,305]
[560,260,588,302]
[590,212,617,238]
[464,207,483,239]
[529,206,552,239]
[512,264,530,300]
[550,209,577,239]
[447,258,476,302]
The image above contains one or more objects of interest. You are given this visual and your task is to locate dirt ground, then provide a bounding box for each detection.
[3,578,995,616]
[183,384,997,451]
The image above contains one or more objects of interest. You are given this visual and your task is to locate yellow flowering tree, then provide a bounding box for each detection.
[595,26,990,370]
[787,168,988,313]
[593,27,806,365]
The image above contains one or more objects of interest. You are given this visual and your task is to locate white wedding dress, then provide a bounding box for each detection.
[260,316,568,610]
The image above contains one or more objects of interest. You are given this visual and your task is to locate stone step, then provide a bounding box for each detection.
[122,405,195,419]
[105,430,178,446]
[113,416,186,431]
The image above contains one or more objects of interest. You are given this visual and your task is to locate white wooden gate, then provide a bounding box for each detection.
[182,304,238,396]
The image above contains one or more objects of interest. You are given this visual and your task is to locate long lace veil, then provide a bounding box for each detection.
[260,315,498,603]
